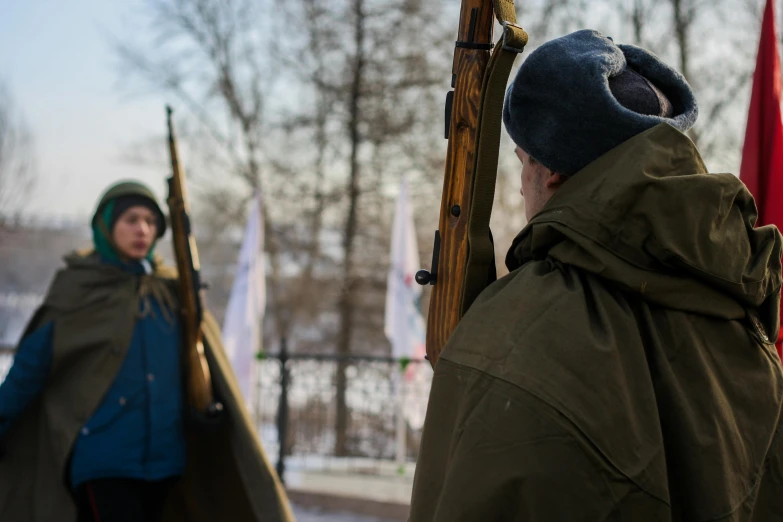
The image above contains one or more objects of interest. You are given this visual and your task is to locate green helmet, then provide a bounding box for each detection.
[91,181,166,238]
[91,180,167,238]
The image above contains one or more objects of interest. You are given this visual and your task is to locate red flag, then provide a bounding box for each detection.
[739,0,783,360]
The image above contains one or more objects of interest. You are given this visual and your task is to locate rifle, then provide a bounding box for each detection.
[166,106,223,417]
[416,1,527,367]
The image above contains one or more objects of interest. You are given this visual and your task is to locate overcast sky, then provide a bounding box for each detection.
[1,0,770,222]
[1,1,168,221]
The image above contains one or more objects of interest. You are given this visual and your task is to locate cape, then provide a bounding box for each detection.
[410,125,783,521]
[0,252,294,522]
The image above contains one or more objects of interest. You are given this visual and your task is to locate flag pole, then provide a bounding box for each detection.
[395,365,407,474]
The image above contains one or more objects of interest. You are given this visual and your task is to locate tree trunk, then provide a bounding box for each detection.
[671,0,698,142]
[335,0,366,457]
[671,0,690,81]
[632,0,644,44]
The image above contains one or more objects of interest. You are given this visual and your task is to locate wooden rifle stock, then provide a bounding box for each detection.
[166,106,222,416]
[416,1,493,365]
[417,0,526,367]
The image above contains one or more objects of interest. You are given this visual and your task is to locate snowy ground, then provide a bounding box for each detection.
[292,504,401,522]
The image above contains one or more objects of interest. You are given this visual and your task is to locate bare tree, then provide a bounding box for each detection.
[670,0,697,81]
[272,0,451,455]
[336,0,451,456]
[0,79,35,226]
[332,0,369,457]
[114,0,308,343]
[529,0,762,170]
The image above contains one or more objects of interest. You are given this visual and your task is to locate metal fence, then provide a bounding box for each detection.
[255,344,432,482]
[0,344,433,483]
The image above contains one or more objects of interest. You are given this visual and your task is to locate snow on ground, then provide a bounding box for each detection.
[292,504,401,522]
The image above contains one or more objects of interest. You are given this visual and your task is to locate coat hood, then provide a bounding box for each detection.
[507,123,782,337]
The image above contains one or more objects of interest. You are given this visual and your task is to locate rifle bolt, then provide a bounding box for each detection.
[415,270,435,286]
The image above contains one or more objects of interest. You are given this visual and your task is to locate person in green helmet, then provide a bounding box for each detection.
[90,181,168,265]
[0,181,293,522]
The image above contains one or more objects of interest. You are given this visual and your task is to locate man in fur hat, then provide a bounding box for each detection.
[410,30,783,521]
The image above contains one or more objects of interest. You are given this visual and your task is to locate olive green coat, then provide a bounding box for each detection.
[0,253,294,522]
[410,124,783,521]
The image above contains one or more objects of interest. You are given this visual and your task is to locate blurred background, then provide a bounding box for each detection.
[0,0,777,519]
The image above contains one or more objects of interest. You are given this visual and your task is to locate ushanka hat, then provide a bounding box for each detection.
[503,29,699,175]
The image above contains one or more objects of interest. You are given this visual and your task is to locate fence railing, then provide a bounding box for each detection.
[0,344,433,483]
[255,342,432,482]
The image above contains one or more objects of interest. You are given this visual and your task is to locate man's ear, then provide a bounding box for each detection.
[544,172,568,190]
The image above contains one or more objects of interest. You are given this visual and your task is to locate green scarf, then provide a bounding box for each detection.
[92,200,157,263]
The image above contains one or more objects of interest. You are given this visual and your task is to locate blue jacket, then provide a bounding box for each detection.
[0,259,186,487]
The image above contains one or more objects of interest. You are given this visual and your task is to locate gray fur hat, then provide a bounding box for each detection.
[503,29,698,175]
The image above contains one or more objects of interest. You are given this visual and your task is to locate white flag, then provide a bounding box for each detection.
[384,178,426,362]
[222,193,266,412]
[385,179,427,466]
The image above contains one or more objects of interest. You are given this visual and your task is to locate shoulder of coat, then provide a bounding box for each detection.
[153,263,179,280]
